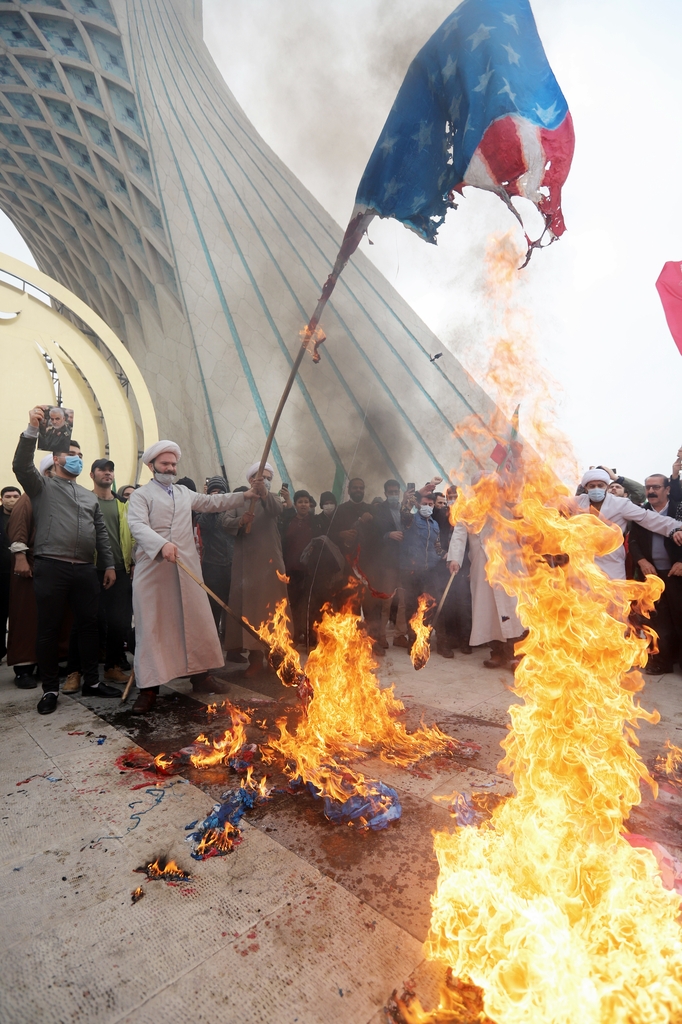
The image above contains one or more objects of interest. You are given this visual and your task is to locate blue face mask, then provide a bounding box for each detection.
[588,487,606,503]
[63,455,83,477]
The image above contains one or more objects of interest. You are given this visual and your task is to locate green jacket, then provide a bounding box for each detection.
[95,495,134,572]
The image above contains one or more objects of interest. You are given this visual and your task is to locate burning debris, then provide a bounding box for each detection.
[654,739,682,788]
[268,605,455,828]
[256,598,310,694]
[388,970,493,1024]
[186,788,257,860]
[131,886,145,904]
[134,857,192,882]
[409,594,436,670]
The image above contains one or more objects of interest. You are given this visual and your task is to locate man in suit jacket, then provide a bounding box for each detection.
[629,474,682,675]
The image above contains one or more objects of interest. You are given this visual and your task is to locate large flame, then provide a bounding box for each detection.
[400,233,682,1023]
[270,606,452,804]
[420,468,682,1023]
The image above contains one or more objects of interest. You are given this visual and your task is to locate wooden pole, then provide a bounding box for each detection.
[121,667,135,702]
[432,570,456,627]
[175,559,269,649]
[244,211,374,531]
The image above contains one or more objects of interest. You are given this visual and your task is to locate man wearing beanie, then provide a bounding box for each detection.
[573,468,682,579]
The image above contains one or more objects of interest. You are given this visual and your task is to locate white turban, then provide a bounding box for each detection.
[142,440,181,467]
[580,468,610,488]
[39,454,53,476]
[246,461,274,482]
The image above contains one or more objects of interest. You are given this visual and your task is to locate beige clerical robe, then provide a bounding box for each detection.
[221,491,291,651]
[448,523,523,646]
[128,481,245,689]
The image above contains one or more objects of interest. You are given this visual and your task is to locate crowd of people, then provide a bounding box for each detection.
[1,408,681,718]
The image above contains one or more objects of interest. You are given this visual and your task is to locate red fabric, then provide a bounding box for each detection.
[538,113,575,238]
[490,443,509,466]
[656,262,682,357]
[479,117,526,191]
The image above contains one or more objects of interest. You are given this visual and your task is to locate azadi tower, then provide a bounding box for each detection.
[0,0,495,491]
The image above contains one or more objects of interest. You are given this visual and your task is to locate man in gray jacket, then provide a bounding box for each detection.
[13,407,120,714]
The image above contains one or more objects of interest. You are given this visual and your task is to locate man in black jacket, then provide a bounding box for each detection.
[13,408,120,714]
[629,474,682,675]
[364,480,406,649]
[0,484,21,661]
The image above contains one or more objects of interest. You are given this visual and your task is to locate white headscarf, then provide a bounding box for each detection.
[142,440,181,467]
[39,454,53,476]
[245,461,274,482]
[580,468,610,488]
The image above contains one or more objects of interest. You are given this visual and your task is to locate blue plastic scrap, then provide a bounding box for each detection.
[185,788,258,860]
[320,780,401,830]
[450,792,484,827]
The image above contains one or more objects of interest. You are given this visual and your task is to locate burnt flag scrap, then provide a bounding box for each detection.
[351,0,574,253]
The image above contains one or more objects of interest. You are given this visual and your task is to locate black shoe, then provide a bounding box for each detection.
[81,682,122,698]
[37,692,58,715]
[15,675,38,689]
[191,675,232,694]
[225,650,248,664]
[438,646,455,659]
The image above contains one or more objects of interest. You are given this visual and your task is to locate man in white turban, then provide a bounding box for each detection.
[573,467,682,579]
[221,460,291,676]
[126,442,265,714]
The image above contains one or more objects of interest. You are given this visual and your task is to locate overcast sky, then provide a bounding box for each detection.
[2,0,680,484]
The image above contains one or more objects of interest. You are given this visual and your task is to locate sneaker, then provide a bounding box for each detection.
[393,634,410,648]
[483,654,506,669]
[81,681,122,698]
[104,666,130,683]
[37,692,58,715]
[62,672,81,694]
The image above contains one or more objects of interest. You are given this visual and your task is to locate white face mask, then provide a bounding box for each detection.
[447,499,456,506]
[387,495,400,506]
[419,505,434,518]
[154,470,176,486]
[588,487,606,503]
[250,477,272,491]
[322,503,336,515]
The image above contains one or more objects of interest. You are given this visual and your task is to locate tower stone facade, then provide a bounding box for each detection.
[0,0,495,490]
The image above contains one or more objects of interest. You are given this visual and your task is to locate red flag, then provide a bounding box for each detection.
[656,262,682,357]
[490,443,509,466]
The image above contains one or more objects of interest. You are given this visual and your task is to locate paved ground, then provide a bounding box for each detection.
[1,639,681,1024]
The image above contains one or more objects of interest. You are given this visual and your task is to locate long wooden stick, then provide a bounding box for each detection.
[121,667,135,702]
[245,211,374,531]
[433,570,456,626]
[175,559,269,649]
